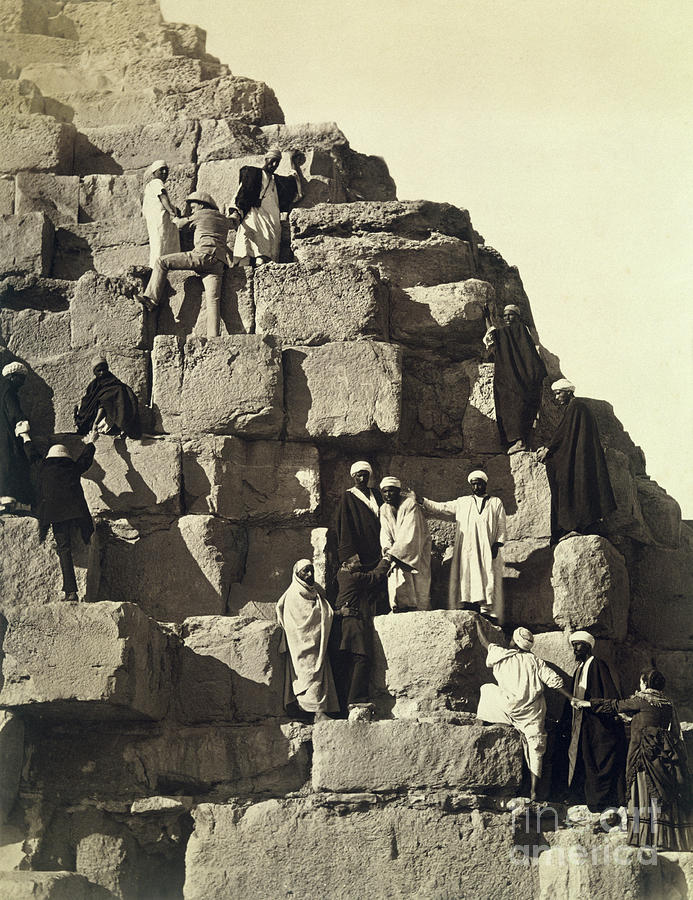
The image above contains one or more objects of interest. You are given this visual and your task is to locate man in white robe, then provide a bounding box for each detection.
[421,469,506,619]
[476,622,571,800]
[379,476,432,612]
[141,160,180,268]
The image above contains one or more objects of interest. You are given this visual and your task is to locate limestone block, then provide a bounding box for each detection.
[530,631,577,721]
[22,347,148,436]
[284,342,401,443]
[96,515,247,622]
[158,75,284,126]
[551,536,629,640]
[0,711,23,825]
[313,720,522,793]
[52,219,148,279]
[253,262,388,345]
[82,436,181,517]
[155,267,254,342]
[227,525,327,618]
[14,172,78,226]
[0,308,71,358]
[583,398,647,476]
[0,871,106,900]
[74,118,199,175]
[615,645,693,719]
[0,78,46,115]
[0,114,74,175]
[184,800,534,900]
[70,270,147,351]
[0,33,79,71]
[195,117,265,164]
[390,279,493,357]
[0,212,54,277]
[400,353,469,454]
[0,601,172,719]
[602,447,649,543]
[182,436,319,523]
[0,273,71,308]
[0,176,15,214]
[630,545,693,649]
[180,616,284,722]
[461,360,505,454]
[79,167,195,221]
[150,335,182,433]
[122,57,219,94]
[636,477,682,548]
[476,244,534,322]
[537,841,663,900]
[372,610,501,717]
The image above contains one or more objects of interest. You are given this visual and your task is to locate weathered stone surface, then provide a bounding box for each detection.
[254,262,388,345]
[636,477,682,548]
[0,33,79,71]
[313,720,523,793]
[22,347,148,436]
[82,436,181,517]
[157,75,283,127]
[150,335,182,433]
[180,616,284,722]
[96,515,247,622]
[399,353,470,454]
[0,176,15,214]
[390,278,493,357]
[74,118,199,175]
[551,536,630,640]
[0,273,71,309]
[461,360,505,453]
[615,644,693,719]
[0,211,54,276]
[70,270,146,350]
[184,800,534,900]
[0,601,172,719]
[182,436,319,522]
[602,447,650,543]
[0,307,71,358]
[372,610,501,718]
[629,545,693,649]
[284,341,401,443]
[52,219,148,279]
[0,114,74,175]
[15,172,78,225]
[227,525,327,619]
[476,244,534,323]
[0,78,46,116]
[78,168,195,221]
[0,871,106,900]
[194,117,264,164]
[0,711,23,825]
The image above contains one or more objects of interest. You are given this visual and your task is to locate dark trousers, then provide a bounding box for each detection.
[53,521,77,593]
[341,652,370,706]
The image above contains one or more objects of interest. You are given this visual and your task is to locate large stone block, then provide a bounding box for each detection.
[253,262,388,345]
[184,800,534,900]
[82,436,181,517]
[0,34,79,71]
[602,447,650,543]
[78,167,195,222]
[0,175,15,214]
[182,436,319,523]
[158,75,284,126]
[179,616,284,722]
[0,871,106,900]
[150,335,182,433]
[0,601,172,719]
[0,711,23,825]
[15,172,78,226]
[227,525,327,619]
[372,610,501,718]
[284,341,401,444]
[0,114,75,175]
[70,270,146,350]
[0,307,71,358]
[194,117,265,164]
[74,118,199,175]
[0,78,46,116]
[636,477,682,549]
[630,545,693,649]
[461,360,505,453]
[614,645,693,719]
[312,720,523,793]
[0,212,54,277]
[52,219,148,279]
[96,515,247,622]
[399,353,469,454]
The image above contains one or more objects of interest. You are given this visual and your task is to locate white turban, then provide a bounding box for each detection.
[350,461,373,477]
[503,304,521,316]
[513,627,534,652]
[570,630,595,648]
[380,476,401,490]
[144,159,168,181]
[467,470,488,484]
[551,378,575,393]
[265,148,282,161]
[46,444,72,460]
[2,362,28,377]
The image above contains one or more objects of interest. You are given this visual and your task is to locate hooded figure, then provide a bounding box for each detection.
[0,362,34,511]
[74,358,141,439]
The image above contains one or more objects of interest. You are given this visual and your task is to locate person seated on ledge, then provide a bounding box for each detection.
[0,361,34,515]
[38,431,97,602]
[379,476,432,613]
[74,356,141,440]
[140,191,235,338]
[276,559,339,723]
[229,148,303,267]
[142,159,180,269]
[476,621,573,801]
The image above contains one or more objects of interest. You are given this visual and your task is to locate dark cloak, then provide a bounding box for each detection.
[491,321,547,444]
[0,378,33,504]
[235,166,299,217]
[332,559,390,656]
[74,372,141,438]
[545,398,616,537]
[333,488,383,568]
[571,657,627,811]
[37,443,95,543]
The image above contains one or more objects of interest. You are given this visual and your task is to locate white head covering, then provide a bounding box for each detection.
[350,461,373,477]
[503,304,522,316]
[551,378,575,393]
[46,444,72,460]
[380,476,401,490]
[91,355,108,370]
[513,627,534,652]
[467,470,488,484]
[265,148,282,161]
[144,159,168,181]
[570,630,595,648]
[2,362,28,378]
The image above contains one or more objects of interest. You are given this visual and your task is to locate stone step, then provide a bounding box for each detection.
[0,870,106,900]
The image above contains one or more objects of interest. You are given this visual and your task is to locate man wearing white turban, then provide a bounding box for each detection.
[142,160,180,268]
[333,460,383,571]
[476,621,573,800]
[0,361,34,513]
[420,470,506,620]
[379,476,432,612]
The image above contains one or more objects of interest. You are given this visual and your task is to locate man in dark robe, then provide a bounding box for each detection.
[333,461,383,569]
[74,357,141,439]
[38,434,96,601]
[537,379,616,544]
[567,630,626,822]
[0,361,34,513]
[484,304,547,454]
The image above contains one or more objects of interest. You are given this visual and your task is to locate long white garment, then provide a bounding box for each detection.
[233,170,281,263]
[142,177,180,267]
[380,495,432,611]
[423,494,506,613]
[568,655,594,784]
[477,644,563,776]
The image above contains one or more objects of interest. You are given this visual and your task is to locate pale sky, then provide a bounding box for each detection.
[164,0,693,515]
